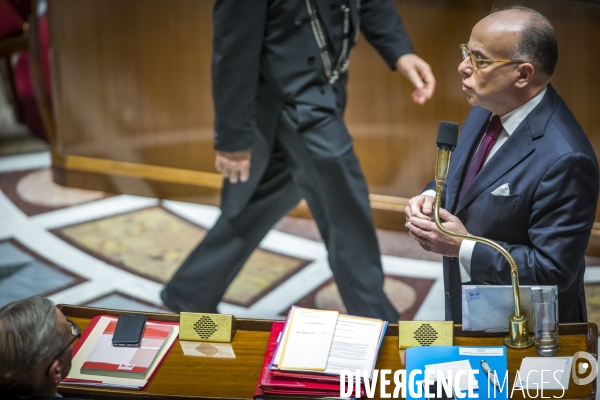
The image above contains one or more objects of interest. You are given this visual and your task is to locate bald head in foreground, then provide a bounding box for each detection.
[406,6,599,323]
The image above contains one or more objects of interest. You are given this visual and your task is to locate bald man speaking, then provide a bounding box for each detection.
[405,6,599,324]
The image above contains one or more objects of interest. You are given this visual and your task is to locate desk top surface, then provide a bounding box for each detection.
[57,305,598,400]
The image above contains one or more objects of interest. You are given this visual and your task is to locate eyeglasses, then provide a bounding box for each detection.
[460,44,523,71]
[45,320,81,375]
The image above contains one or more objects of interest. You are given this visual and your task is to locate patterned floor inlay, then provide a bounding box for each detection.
[223,250,310,307]
[0,168,110,216]
[54,206,311,308]
[286,275,435,321]
[83,291,166,313]
[55,206,207,282]
[274,216,443,262]
[0,239,86,308]
[17,169,106,207]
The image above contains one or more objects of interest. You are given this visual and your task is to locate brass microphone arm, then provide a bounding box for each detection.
[433,149,533,348]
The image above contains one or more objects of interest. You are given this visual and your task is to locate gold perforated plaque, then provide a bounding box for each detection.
[180,312,237,343]
[398,321,453,349]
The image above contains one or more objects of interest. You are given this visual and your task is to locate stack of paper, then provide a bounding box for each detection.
[254,306,388,399]
[515,357,572,390]
[63,315,179,389]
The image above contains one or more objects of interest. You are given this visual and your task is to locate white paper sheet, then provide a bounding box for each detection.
[459,347,504,356]
[273,313,384,379]
[516,357,572,390]
[279,307,339,371]
[425,359,479,392]
[322,315,384,378]
[462,285,557,332]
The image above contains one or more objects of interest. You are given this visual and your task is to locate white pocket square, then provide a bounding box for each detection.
[491,183,510,196]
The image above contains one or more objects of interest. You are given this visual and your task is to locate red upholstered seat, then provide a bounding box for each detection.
[0,0,26,41]
[0,0,50,141]
[13,15,51,140]
[6,0,32,19]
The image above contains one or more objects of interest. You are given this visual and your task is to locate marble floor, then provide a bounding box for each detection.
[3,148,600,329]
[0,148,448,319]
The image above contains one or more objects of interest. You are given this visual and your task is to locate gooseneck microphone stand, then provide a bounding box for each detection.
[433,121,534,349]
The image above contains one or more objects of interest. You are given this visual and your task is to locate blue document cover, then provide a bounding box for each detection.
[405,346,508,400]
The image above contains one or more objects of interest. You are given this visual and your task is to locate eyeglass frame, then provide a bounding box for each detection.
[460,44,523,71]
[45,320,81,376]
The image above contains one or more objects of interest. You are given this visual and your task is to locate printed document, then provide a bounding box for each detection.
[458,347,504,356]
[322,315,385,378]
[273,312,385,379]
[279,307,339,371]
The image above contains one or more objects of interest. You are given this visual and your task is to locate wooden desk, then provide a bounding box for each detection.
[57,305,597,400]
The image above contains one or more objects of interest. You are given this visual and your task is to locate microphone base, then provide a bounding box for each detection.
[504,335,535,348]
[503,314,535,349]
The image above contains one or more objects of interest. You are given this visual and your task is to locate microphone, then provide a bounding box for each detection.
[436,120,459,150]
[434,121,459,185]
[430,120,533,349]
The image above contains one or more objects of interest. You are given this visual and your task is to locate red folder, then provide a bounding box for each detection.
[254,321,363,398]
[254,321,285,399]
[269,369,343,383]
[262,388,345,397]
[262,368,362,396]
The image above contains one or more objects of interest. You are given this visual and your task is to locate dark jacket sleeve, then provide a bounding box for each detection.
[359,0,414,70]
[471,152,599,295]
[423,180,445,207]
[423,179,436,193]
[212,0,267,152]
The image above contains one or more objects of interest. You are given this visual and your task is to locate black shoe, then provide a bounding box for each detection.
[160,288,182,313]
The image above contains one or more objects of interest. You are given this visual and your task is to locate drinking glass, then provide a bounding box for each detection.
[531,291,559,356]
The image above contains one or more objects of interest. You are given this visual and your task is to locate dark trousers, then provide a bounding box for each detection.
[162,104,399,321]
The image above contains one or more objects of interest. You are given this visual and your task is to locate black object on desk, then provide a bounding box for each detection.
[112,314,146,347]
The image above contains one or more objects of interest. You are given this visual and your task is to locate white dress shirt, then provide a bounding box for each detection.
[421,87,547,282]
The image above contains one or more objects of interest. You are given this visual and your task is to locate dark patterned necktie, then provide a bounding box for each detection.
[458,115,504,203]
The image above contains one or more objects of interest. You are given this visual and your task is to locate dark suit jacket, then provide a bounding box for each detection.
[211,0,414,218]
[425,85,599,323]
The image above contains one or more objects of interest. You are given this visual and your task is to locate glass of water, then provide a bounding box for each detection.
[532,291,559,356]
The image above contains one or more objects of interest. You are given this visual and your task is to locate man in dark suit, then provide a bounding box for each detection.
[161,0,435,321]
[405,6,599,323]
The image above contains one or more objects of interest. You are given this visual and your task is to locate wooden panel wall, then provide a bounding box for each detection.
[49,0,220,204]
[47,0,600,240]
[348,0,600,202]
